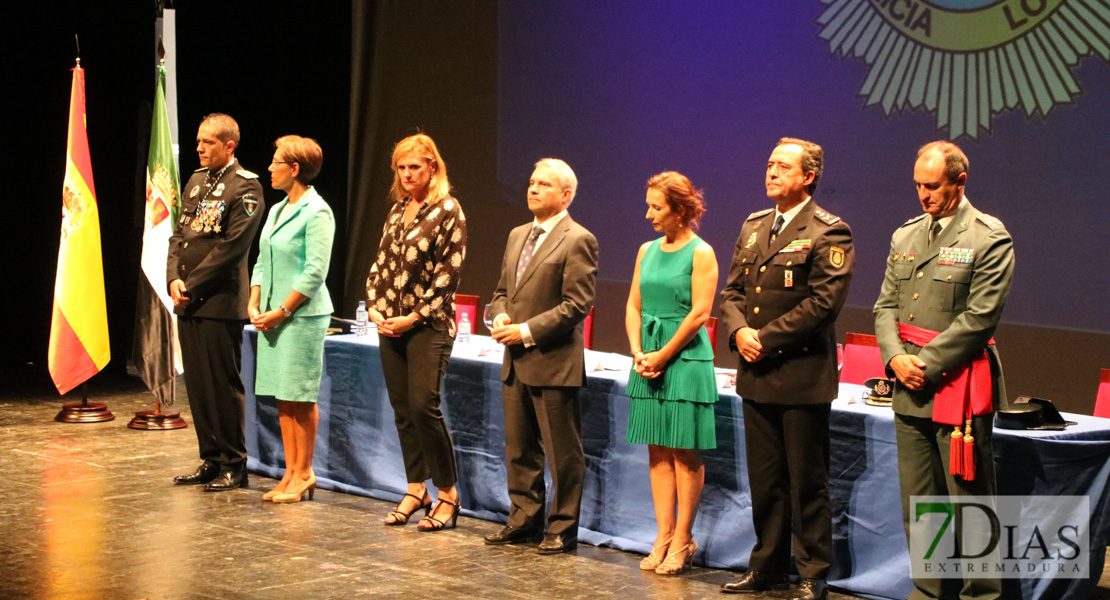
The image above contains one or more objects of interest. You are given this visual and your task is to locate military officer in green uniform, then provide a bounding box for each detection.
[168,113,265,491]
[719,138,854,600]
[874,141,1014,600]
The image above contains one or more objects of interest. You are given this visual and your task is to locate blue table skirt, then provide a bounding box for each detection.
[243,330,1110,600]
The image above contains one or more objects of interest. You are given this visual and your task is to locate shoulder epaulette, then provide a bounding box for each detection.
[746,208,774,221]
[193,167,208,173]
[976,213,1004,230]
[813,208,840,225]
[899,214,928,228]
[236,169,259,179]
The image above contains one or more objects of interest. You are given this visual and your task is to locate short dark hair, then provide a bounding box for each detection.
[777,137,823,195]
[917,140,968,183]
[275,135,323,185]
[646,171,706,230]
[201,113,240,146]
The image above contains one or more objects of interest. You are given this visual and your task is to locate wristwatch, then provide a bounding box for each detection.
[279,305,292,317]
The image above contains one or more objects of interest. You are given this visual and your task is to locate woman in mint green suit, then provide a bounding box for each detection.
[249,135,334,504]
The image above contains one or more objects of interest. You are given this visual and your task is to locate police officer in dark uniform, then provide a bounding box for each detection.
[719,138,854,600]
[168,113,264,491]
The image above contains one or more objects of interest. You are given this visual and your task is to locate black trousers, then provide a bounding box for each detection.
[742,399,831,580]
[378,325,457,488]
[501,373,584,536]
[895,413,1001,600]
[178,316,247,469]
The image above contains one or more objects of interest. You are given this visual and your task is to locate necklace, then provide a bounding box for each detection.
[199,161,233,204]
[189,162,234,233]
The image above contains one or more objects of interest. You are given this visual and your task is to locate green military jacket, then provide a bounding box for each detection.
[873,199,1015,418]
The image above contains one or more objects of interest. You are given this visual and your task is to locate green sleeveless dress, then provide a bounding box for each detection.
[626,237,717,449]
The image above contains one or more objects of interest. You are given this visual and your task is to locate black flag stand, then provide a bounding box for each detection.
[55,382,115,423]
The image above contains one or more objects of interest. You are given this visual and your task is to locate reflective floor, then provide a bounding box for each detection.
[1,371,1107,600]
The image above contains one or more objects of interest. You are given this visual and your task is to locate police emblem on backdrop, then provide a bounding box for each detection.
[816,0,1110,139]
[191,199,227,233]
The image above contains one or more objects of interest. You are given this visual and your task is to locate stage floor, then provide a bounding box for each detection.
[2,370,1108,600]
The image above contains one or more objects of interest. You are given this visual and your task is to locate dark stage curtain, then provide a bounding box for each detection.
[343,1,500,317]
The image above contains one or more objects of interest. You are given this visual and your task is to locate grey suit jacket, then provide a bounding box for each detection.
[873,200,1015,418]
[490,215,599,387]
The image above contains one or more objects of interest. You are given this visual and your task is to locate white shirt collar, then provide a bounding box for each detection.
[532,210,568,233]
[774,197,810,229]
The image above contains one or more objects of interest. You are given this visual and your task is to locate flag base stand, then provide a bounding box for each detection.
[55,401,114,423]
[128,409,187,430]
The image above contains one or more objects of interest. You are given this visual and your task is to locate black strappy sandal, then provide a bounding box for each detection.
[384,491,431,526]
[417,497,460,532]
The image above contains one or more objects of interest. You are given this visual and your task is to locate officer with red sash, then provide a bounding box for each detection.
[874,141,1015,600]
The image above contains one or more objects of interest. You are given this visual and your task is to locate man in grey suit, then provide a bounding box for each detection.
[874,141,1014,600]
[485,158,599,555]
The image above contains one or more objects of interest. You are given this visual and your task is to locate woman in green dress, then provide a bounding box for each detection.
[249,136,334,503]
[625,171,719,575]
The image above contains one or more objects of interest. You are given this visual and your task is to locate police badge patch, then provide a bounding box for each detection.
[830,246,845,268]
[243,195,258,216]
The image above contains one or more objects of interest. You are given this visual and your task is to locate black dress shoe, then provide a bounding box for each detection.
[788,578,828,600]
[484,525,543,545]
[720,570,789,594]
[204,468,248,491]
[537,533,577,555]
[174,461,219,485]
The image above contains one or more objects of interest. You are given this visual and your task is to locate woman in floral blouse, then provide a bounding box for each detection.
[366,133,467,531]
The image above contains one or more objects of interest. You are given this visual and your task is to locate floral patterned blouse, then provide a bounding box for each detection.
[366,195,467,336]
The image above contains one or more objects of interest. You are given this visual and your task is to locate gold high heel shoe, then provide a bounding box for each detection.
[272,474,316,504]
[640,537,672,570]
[655,540,697,576]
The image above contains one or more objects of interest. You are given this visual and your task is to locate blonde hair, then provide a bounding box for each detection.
[390,133,450,203]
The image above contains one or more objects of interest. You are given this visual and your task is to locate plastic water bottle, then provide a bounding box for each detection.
[458,312,471,345]
[355,301,369,336]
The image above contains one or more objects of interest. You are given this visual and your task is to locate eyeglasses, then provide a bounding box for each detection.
[271,159,293,166]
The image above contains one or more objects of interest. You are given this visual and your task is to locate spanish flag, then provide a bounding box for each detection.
[48,62,110,394]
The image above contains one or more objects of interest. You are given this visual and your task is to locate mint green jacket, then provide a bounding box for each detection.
[251,187,335,317]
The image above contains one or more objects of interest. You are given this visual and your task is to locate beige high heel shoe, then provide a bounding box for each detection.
[639,537,672,570]
[262,475,293,501]
[655,540,697,576]
[273,473,316,504]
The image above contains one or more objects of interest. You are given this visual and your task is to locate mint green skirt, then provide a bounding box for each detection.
[255,315,328,403]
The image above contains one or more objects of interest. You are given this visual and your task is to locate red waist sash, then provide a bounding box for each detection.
[897,322,994,425]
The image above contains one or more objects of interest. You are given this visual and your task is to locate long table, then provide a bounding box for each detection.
[242,330,1110,600]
